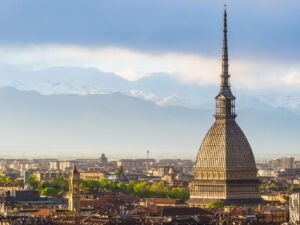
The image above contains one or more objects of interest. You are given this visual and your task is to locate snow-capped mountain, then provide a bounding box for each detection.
[1,65,300,113]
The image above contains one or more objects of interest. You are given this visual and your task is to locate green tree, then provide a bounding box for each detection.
[125,181,137,195]
[116,182,127,192]
[28,174,191,200]
[269,182,279,190]
[291,185,300,191]
[52,177,68,192]
[168,187,189,201]
[29,175,39,189]
[5,176,12,183]
[40,187,59,197]
[207,200,225,208]
[98,177,110,188]
[80,180,101,191]
[149,183,168,198]
[133,182,150,197]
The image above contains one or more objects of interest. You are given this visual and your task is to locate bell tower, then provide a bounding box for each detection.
[68,165,80,213]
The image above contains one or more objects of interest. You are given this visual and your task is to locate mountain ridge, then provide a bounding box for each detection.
[2,65,300,113]
[0,87,298,159]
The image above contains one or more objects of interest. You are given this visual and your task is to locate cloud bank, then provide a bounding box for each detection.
[0,45,299,90]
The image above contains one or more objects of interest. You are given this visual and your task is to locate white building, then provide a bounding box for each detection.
[117,159,155,171]
[49,160,59,170]
[290,192,300,224]
[49,160,75,171]
[258,169,276,177]
[34,171,68,181]
[59,160,75,171]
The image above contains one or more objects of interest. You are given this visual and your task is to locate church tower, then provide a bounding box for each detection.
[68,165,80,213]
[188,8,261,207]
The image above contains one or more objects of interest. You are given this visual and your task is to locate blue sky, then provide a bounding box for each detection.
[0,0,299,58]
[0,0,300,158]
[0,1,300,90]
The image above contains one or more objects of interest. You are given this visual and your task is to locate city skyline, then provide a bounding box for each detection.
[0,2,299,224]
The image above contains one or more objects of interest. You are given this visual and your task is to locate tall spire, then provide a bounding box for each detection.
[221,6,229,87]
[215,6,236,119]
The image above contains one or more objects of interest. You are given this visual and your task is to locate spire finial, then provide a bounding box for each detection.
[221,4,229,87]
[214,5,236,119]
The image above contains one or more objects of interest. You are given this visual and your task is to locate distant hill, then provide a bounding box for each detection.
[0,87,299,159]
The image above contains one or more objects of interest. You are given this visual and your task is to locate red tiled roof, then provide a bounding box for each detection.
[32,208,51,217]
[268,191,280,197]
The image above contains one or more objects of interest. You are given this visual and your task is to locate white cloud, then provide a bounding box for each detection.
[0,44,298,89]
[281,70,300,85]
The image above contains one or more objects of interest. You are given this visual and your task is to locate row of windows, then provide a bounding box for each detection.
[195,172,224,180]
[193,185,225,193]
[215,99,236,116]
[227,185,258,193]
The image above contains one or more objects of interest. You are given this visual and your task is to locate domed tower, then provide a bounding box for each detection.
[188,8,260,207]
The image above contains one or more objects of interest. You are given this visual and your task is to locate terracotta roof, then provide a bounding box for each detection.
[268,191,281,197]
[32,208,51,217]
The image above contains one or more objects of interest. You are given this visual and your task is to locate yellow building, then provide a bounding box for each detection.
[80,171,104,180]
[261,192,287,204]
[68,165,80,213]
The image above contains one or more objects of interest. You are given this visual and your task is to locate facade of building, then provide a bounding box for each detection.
[117,159,155,171]
[0,183,23,194]
[49,160,59,170]
[68,165,80,213]
[150,167,173,177]
[49,160,75,171]
[59,160,75,171]
[80,171,105,180]
[34,170,68,181]
[295,161,300,169]
[281,157,295,169]
[290,193,300,225]
[257,169,276,178]
[262,206,288,224]
[107,166,129,182]
[188,9,260,207]
[266,157,295,170]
